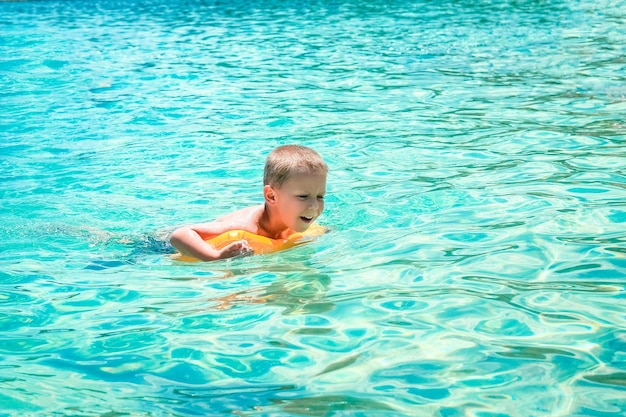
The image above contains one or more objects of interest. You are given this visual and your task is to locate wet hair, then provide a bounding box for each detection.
[263,145,328,188]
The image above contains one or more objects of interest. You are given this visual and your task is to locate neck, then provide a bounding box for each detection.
[258,204,291,239]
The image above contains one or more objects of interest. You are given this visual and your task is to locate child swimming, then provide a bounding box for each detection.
[170,145,328,261]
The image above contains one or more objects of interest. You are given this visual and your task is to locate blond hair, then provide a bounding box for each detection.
[263,145,328,188]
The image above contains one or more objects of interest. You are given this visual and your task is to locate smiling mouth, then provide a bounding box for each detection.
[300,216,313,223]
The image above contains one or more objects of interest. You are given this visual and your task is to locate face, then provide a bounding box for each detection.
[266,173,327,232]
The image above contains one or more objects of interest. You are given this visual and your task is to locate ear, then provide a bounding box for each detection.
[264,185,277,205]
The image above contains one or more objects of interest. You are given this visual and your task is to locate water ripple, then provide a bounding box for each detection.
[2,0,626,415]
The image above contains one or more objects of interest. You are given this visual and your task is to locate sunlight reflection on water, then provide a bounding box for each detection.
[1,0,625,415]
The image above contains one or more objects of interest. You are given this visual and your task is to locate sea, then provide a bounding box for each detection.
[1,0,625,415]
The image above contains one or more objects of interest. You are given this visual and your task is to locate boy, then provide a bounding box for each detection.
[170,145,328,261]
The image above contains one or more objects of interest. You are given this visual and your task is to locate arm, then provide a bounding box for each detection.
[170,205,263,262]
[170,222,252,261]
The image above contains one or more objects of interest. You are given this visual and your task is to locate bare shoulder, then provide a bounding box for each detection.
[214,204,264,231]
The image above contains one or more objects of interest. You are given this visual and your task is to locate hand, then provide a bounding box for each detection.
[219,240,254,259]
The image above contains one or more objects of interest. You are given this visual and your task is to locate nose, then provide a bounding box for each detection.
[309,198,322,211]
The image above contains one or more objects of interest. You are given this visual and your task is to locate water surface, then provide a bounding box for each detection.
[1,0,625,415]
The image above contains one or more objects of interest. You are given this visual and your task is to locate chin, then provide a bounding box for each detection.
[295,220,313,232]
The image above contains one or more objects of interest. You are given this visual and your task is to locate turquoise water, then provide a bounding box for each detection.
[2,0,626,415]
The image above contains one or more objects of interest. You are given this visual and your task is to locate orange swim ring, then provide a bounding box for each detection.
[173,223,327,261]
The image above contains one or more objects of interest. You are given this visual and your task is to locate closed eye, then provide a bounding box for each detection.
[297,194,324,200]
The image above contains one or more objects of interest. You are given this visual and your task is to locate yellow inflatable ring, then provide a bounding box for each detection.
[172,223,326,261]
[207,223,326,255]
